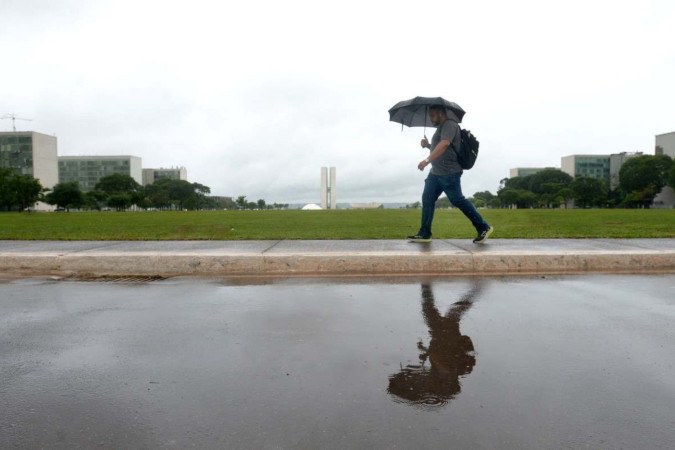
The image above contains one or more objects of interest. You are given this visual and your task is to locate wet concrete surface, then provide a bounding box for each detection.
[1,275,674,449]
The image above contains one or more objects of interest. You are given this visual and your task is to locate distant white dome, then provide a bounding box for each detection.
[301,203,323,210]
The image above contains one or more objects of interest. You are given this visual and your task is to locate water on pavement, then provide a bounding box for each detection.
[1,275,674,449]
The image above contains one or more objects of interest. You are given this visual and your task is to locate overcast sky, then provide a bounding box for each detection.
[2,0,674,203]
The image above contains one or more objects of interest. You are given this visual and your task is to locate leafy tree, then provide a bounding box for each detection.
[526,169,573,195]
[668,162,675,190]
[517,190,538,208]
[192,183,211,196]
[235,196,247,209]
[45,182,85,211]
[144,183,171,210]
[498,189,537,208]
[95,173,141,195]
[555,188,574,209]
[473,191,495,206]
[84,190,107,211]
[606,189,624,209]
[435,196,451,209]
[166,180,197,209]
[475,190,494,199]
[469,197,485,208]
[571,177,607,208]
[623,187,657,208]
[498,189,519,207]
[257,199,266,210]
[502,176,529,191]
[212,197,238,210]
[499,170,573,208]
[142,178,213,210]
[135,196,153,210]
[94,173,142,210]
[0,168,44,211]
[13,174,43,210]
[107,194,132,211]
[619,155,673,207]
[0,168,16,210]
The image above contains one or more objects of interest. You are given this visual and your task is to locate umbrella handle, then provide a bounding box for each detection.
[424,105,427,139]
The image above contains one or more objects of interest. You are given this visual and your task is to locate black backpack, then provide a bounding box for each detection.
[455,128,480,170]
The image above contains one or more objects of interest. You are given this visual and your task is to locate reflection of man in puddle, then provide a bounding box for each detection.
[388,282,480,408]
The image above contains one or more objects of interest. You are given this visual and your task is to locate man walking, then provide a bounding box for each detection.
[407,105,493,243]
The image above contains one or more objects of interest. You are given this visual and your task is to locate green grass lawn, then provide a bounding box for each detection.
[0,209,673,240]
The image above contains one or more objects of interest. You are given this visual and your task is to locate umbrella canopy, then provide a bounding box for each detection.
[388,96,465,128]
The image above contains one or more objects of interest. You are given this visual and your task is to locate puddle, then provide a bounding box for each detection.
[1,275,674,449]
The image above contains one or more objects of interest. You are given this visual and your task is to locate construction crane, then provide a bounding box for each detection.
[1,114,32,132]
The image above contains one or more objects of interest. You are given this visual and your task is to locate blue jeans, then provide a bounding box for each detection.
[419,172,489,237]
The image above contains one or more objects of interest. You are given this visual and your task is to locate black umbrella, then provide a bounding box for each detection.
[388,96,465,136]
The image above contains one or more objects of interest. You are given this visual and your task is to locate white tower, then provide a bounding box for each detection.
[320,167,336,209]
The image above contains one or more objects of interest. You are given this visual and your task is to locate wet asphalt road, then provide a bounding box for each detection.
[1,275,674,449]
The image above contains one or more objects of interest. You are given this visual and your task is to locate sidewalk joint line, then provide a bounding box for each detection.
[261,240,284,254]
[69,242,127,253]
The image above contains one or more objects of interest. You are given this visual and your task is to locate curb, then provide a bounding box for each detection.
[1,249,674,277]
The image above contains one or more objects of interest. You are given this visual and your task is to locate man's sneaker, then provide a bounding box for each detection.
[473,226,494,244]
[407,234,432,243]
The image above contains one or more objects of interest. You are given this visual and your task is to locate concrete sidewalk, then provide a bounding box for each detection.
[1,239,674,277]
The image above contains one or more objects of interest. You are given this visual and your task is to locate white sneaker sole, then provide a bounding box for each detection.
[473,227,494,244]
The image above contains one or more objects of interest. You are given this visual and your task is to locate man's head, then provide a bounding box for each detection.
[428,105,448,126]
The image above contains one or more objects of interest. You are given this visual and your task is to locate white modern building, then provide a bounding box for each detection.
[655,131,675,158]
[561,154,611,184]
[562,152,642,189]
[59,155,142,191]
[654,132,675,208]
[142,166,187,186]
[0,131,58,210]
[320,166,336,210]
[301,203,322,210]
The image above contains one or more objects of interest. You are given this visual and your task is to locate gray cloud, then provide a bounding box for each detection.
[2,0,674,204]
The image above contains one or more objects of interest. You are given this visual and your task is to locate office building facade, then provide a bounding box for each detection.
[561,154,611,185]
[562,152,644,190]
[59,155,142,191]
[0,131,58,210]
[142,167,187,186]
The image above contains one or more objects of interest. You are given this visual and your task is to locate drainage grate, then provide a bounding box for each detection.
[65,274,167,283]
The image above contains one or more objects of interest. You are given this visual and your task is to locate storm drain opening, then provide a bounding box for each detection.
[64,274,168,283]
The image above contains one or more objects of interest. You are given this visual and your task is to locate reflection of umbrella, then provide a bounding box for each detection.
[388,96,465,129]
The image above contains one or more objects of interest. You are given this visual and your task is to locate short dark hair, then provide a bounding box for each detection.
[428,105,447,115]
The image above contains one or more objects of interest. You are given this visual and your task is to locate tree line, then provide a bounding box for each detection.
[233,196,289,210]
[491,155,674,209]
[2,154,674,211]
[0,169,291,212]
[417,154,675,209]
[0,171,225,211]
[46,174,223,211]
